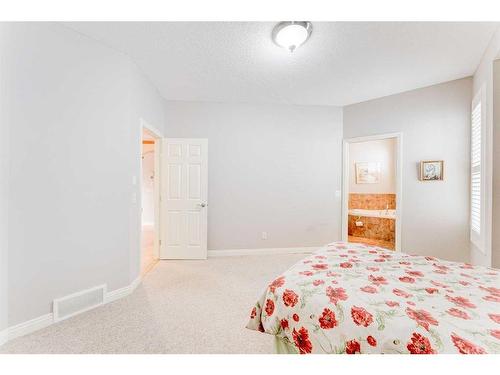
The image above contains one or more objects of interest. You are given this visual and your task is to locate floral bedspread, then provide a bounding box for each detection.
[246,242,500,354]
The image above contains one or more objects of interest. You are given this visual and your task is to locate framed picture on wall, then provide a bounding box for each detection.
[355,162,381,184]
[420,160,444,181]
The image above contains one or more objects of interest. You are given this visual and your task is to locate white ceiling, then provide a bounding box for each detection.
[65,22,499,106]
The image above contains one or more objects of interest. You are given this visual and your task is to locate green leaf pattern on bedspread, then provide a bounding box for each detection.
[246,242,500,354]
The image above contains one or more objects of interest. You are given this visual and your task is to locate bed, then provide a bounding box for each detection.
[246,242,500,354]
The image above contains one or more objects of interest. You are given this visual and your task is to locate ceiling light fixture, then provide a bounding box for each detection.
[272,21,313,53]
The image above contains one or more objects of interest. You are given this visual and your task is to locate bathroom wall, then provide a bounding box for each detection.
[349,138,396,194]
[349,193,396,210]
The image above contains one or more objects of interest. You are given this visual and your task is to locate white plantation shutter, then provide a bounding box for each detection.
[470,94,483,248]
[470,170,480,232]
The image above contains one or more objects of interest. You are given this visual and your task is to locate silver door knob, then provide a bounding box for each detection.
[198,202,207,208]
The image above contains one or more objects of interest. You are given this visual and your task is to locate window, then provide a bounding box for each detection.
[470,90,483,249]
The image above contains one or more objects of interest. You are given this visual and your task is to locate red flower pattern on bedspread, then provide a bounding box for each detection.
[483,295,500,302]
[268,276,285,293]
[366,335,377,347]
[312,263,328,270]
[446,308,470,320]
[326,286,348,305]
[250,307,256,319]
[489,314,500,324]
[393,288,412,298]
[345,339,361,354]
[351,306,373,327]
[369,275,388,286]
[264,299,274,316]
[406,270,424,277]
[292,327,313,354]
[282,289,299,307]
[406,333,436,354]
[246,242,500,354]
[480,286,500,296]
[399,276,415,283]
[451,333,486,354]
[446,295,476,309]
[360,285,378,294]
[491,330,500,340]
[340,262,353,268]
[406,308,438,331]
[280,319,289,330]
[318,308,338,329]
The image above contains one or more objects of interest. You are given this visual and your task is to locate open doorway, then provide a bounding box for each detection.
[342,133,402,251]
[140,120,162,275]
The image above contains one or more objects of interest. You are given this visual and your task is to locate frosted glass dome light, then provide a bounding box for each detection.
[272,21,312,52]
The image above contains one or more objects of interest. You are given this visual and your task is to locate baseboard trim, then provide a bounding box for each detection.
[105,275,142,303]
[208,246,318,257]
[8,313,53,341]
[1,275,142,347]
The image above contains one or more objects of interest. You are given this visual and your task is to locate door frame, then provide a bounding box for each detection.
[139,118,163,267]
[341,132,403,252]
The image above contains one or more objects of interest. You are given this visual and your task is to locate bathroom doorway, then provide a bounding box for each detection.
[342,133,402,251]
[140,121,162,275]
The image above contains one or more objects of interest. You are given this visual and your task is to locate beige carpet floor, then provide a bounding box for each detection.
[0,253,307,354]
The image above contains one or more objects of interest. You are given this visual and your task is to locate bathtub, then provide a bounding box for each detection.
[348,208,396,219]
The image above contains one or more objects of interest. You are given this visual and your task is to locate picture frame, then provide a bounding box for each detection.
[355,162,381,184]
[419,160,444,181]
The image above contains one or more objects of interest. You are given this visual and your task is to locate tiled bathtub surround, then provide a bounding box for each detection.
[348,215,395,241]
[348,193,396,250]
[349,193,396,210]
[348,236,395,250]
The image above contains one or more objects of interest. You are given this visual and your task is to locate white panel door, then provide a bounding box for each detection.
[160,138,208,259]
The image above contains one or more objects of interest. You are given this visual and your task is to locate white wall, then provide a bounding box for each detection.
[164,101,343,251]
[128,54,166,283]
[472,28,500,267]
[349,138,396,194]
[343,78,472,262]
[0,23,10,339]
[3,23,165,326]
[471,27,500,267]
